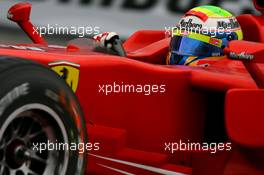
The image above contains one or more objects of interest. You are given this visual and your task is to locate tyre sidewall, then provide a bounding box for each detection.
[0,64,86,175]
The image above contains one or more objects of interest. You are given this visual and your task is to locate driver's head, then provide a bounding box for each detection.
[167,5,243,66]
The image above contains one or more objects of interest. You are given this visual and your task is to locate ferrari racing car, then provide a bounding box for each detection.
[0,0,264,175]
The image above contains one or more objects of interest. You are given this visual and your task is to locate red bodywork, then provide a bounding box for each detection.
[1,1,264,175]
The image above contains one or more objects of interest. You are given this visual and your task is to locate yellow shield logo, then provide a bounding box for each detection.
[49,61,80,92]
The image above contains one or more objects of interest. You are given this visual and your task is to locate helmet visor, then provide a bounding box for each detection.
[171,35,224,57]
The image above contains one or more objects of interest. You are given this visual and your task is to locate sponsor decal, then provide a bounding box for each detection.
[217,18,240,29]
[209,38,221,46]
[180,19,203,29]
[49,61,80,92]
[229,52,254,60]
[0,83,29,116]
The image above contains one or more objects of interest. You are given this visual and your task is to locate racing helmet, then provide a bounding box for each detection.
[167,5,243,66]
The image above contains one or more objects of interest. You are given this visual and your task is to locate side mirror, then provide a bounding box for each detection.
[225,89,264,148]
[7,3,47,45]
[224,40,264,64]
[225,40,264,88]
[7,2,31,22]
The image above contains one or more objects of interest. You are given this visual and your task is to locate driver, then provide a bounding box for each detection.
[93,5,243,67]
[167,5,243,66]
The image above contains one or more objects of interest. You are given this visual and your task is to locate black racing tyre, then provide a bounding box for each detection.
[0,57,87,175]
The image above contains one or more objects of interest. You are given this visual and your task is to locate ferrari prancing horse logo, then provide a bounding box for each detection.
[49,61,80,93]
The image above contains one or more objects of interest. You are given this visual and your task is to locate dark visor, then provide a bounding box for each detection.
[171,36,224,57]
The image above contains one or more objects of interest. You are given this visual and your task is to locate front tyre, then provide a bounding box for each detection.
[0,57,87,175]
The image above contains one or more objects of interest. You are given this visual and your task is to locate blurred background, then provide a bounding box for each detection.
[0,0,257,45]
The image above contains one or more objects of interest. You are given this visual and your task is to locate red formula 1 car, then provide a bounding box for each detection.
[0,1,264,175]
